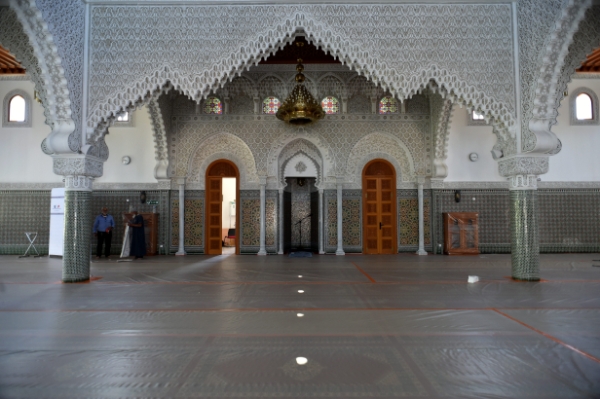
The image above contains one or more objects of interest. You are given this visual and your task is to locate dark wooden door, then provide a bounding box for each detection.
[363,161,397,254]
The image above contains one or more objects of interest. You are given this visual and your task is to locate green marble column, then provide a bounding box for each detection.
[62,177,93,283]
[510,188,539,281]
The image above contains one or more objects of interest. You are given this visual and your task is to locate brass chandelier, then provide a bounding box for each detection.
[276,41,325,125]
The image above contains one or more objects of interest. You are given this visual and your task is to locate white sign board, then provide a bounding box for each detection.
[49,188,65,256]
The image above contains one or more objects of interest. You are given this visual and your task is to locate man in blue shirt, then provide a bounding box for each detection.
[93,207,115,258]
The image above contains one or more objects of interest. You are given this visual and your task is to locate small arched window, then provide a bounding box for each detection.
[8,95,26,122]
[3,89,32,128]
[204,97,222,114]
[379,96,398,114]
[570,88,598,126]
[263,96,280,114]
[321,96,340,114]
[576,94,592,120]
[472,111,485,120]
[116,112,129,122]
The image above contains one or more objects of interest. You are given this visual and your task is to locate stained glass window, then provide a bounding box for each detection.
[321,96,340,114]
[472,111,485,120]
[379,96,398,114]
[204,97,222,114]
[8,95,26,122]
[116,112,129,122]
[263,97,281,114]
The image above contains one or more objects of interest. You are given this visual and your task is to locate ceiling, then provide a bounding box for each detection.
[259,37,340,65]
[0,45,25,74]
[577,46,600,73]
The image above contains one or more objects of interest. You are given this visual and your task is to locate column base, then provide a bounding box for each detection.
[257,249,267,256]
[277,250,283,255]
[62,276,90,283]
[335,249,345,256]
[175,251,186,256]
[319,251,325,255]
[416,249,428,256]
[512,276,541,282]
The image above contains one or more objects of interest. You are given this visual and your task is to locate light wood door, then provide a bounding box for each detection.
[363,161,397,254]
[206,177,223,254]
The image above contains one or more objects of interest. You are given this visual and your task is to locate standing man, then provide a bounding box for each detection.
[127,210,146,260]
[93,207,115,259]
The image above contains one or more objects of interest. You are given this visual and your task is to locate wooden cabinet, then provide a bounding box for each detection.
[124,213,159,256]
[443,212,479,255]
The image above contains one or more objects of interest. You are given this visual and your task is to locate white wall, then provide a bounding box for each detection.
[95,105,157,184]
[545,78,600,182]
[0,76,158,184]
[444,107,504,182]
[0,79,60,183]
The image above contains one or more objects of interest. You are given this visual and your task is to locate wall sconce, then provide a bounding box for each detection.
[454,190,461,203]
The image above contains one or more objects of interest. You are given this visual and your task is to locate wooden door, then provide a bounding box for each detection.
[363,160,397,254]
[205,160,239,255]
[206,177,223,254]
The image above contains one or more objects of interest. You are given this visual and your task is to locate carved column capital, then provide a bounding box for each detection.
[259,176,268,186]
[53,154,104,178]
[508,175,538,191]
[176,177,186,186]
[64,175,93,192]
[498,156,548,178]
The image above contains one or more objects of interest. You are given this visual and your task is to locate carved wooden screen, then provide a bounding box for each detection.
[205,161,238,255]
[362,160,397,254]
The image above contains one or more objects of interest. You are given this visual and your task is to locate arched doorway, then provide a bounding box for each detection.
[362,159,397,254]
[205,160,240,255]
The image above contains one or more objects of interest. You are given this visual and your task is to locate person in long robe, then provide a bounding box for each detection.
[127,211,146,259]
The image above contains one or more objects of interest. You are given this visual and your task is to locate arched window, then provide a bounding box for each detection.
[576,94,592,120]
[467,109,488,126]
[321,96,340,114]
[262,96,281,114]
[378,96,398,114]
[472,111,485,120]
[204,97,223,114]
[116,112,129,122]
[570,88,598,126]
[3,89,32,128]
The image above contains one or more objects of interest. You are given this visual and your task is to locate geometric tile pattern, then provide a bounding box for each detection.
[431,189,511,254]
[171,199,204,249]
[239,191,277,253]
[510,189,539,281]
[91,190,170,255]
[63,190,91,282]
[398,197,431,248]
[324,190,362,253]
[0,190,51,255]
[537,189,600,252]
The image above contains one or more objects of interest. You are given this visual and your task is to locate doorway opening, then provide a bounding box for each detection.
[283,177,318,253]
[205,160,239,255]
[362,159,397,254]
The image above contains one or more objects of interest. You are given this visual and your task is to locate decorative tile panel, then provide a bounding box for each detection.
[171,198,204,250]
[324,190,361,253]
[398,198,431,248]
[0,191,51,255]
[239,190,277,254]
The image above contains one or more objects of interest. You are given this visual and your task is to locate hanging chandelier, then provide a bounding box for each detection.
[276,42,325,125]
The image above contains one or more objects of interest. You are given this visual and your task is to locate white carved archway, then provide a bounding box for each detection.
[186,132,259,189]
[1,1,75,154]
[278,138,324,188]
[86,4,519,142]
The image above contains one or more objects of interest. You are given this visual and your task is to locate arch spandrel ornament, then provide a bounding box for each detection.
[186,132,258,189]
[86,4,518,143]
[346,133,415,187]
[276,138,325,187]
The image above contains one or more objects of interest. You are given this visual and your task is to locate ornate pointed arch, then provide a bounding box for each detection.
[525,0,596,154]
[267,132,335,180]
[87,4,518,141]
[277,138,324,187]
[317,73,346,100]
[346,132,416,186]
[187,132,258,189]
[0,1,74,154]
[147,96,171,180]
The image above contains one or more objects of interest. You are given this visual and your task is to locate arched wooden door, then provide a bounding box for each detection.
[362,160,397,254]
[205,160,239,255]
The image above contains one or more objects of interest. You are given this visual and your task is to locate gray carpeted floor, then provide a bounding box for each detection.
[0,253,599,398]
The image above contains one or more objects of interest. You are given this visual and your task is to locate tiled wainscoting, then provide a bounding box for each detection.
[1,188,598,256]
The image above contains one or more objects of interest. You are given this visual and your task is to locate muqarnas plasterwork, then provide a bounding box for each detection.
[326,198,361,247]
[241,198,276,247]
[399,198,431,246]
[171,199,204,247]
